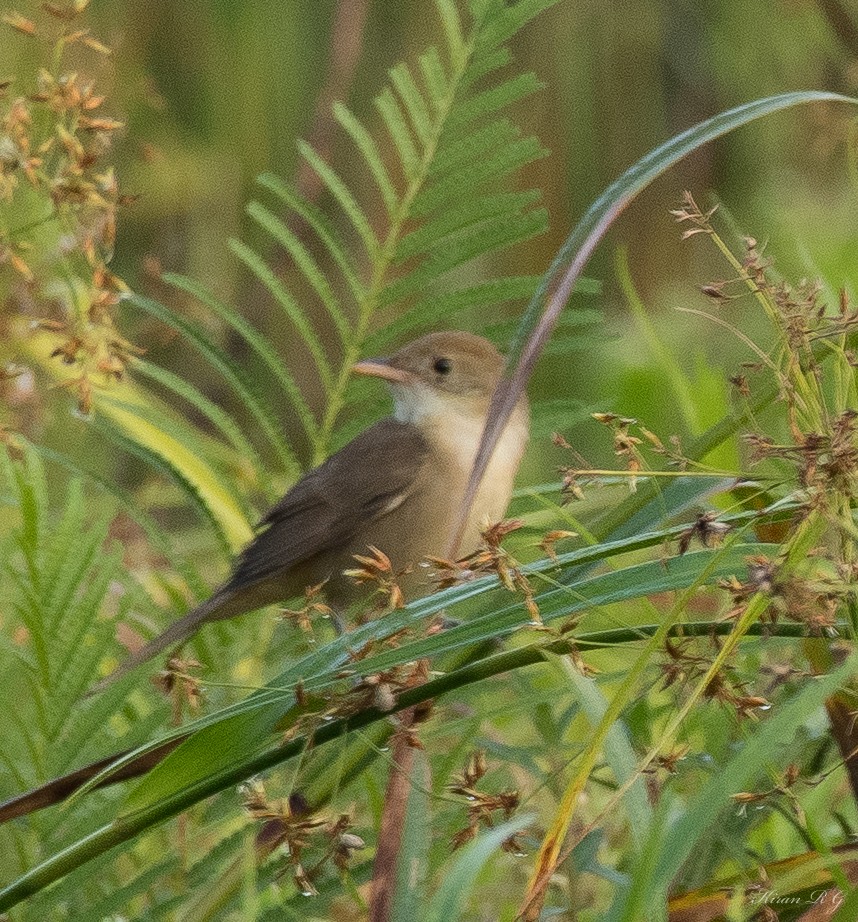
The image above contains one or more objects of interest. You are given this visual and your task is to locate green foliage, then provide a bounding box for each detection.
[0,448,160,910]
[3,0,858,919]
[107,0,562,503]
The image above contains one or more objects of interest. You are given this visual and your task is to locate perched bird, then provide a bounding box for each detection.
[94,330,529,690]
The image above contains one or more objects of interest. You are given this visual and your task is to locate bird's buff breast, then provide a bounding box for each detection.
[423,402,529,553]
[319,401,529,606]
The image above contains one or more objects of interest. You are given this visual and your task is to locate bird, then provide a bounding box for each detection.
[94,330,529,690]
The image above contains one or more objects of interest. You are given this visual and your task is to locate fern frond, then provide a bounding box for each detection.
[426,117,519,177]
[256,0,559,457]
[0,449,141,815]
[333,102,399,216]
[246,200,351,341]
[436,0,468,67]
[27,442,207,599]
[228,237,335,392]
[256,172,365,301]
[391,62,434,148]
[460,44,510,86]
[50,543,120,696]
[413,136,548,217]
[396,189,541,261]
[87,415,236,556]
[131,293,299,474]
[297,140,379,257]
[383,208,548,307]
[7,447,48,582]
[474,0,561,50]
[163,272,318,453]
[146,0,559,476]
[376,86,421,181]
[418,46,449,112]
[133,358,267,482]
[365,276,544,352]
[39,478,87,626]
[448,71,544,132]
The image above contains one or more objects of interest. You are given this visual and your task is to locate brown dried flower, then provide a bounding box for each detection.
[449,751,524,853]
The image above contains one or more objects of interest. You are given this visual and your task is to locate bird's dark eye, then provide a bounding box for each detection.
[433,357,452,375]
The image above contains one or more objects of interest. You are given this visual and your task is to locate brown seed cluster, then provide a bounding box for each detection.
[719,555,839,635]
[659,637,772,719]
[240,779,365,896]
[151,654,204,718]
[279,581,334,634]
[1,1,136,418]
[729,751,858,823]
[554,419,688,504]
[745,410,858,498]
[344,545,408,616]
[448,750,524,853]
[427,519,541,623]
[342,658,431,721]
[675,192,858,631]
[677,511,732,556]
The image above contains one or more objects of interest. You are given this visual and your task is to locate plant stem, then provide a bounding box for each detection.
[0,618,844,912]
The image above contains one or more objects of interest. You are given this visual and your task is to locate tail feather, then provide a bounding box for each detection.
[87,590,239,696]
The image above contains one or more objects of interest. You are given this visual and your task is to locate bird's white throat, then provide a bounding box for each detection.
[392,382,528,492]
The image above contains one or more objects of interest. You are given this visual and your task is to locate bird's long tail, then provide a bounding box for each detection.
[88,589,241,695]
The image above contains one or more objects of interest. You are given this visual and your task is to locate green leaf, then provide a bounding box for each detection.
[246,199,350,341]
[228,237,334,392]
[375,86,420,181]
[256,172,364,302]
[428,117,520,177]
[445,71,543,133]
[163,272,318,451]
[475,0,561,51]
[95,398,252,554]
[367,276,541,352]
[558,659,652,847]
[26,441,204,596]
[424,815,535,922]
[435,0,467,69]
[132,292,299,476]
[132,358,266,481]
[622,653,858,920]
[333,101,399,215]
[120,707,283,817]
[389,750,432,920]
[381,207,548,306]
[514,92,858,365]
[337,545,773,680]
[413,134,547,216]
[390,62,433,149]
[297,140,378,257]
[418,46,448,115]
[395,189,541,261]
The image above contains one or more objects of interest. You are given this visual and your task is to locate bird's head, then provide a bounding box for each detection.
[353,331,508,425]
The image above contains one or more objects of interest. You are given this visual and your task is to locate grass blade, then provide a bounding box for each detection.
[452,91,858,558]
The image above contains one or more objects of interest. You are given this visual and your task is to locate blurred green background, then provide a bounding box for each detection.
[3,0,857,480]
[2,4,857,916]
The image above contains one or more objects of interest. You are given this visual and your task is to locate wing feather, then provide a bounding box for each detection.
[224,419,429,593]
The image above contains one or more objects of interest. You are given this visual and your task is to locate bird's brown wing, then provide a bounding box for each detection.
[88,419,429,694]
[223,418,429,594]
